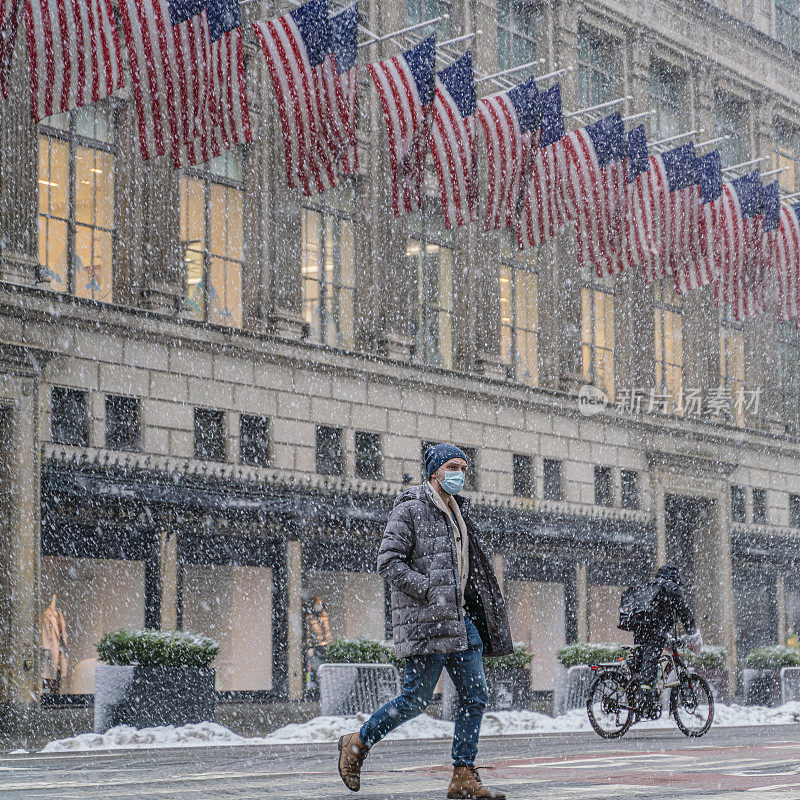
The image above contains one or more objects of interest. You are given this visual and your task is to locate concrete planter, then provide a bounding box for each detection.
[484,668,533,711]
[741,669,782,707]
[553,665,592,716]
[696,668,729,705]
[94,665,215,733]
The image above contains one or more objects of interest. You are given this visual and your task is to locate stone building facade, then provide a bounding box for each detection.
[2,0,800,736]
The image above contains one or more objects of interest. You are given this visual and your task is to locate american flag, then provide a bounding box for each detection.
[476,74,540,231]
[24,0,123,121]
[714,171,767,321]
[515,83,568,250]
[330,2,358,177]
[255,0,345,194]
[675,149,722,294]
[430,50,478,228]
[0,0,21,99]
[561,111,629,277]
[120,0,251,167]
[636,143,699,284]
[611,124,655,273]
[775,201,800,322]
[366,35,435,216]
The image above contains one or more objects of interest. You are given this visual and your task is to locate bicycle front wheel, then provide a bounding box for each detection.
[586,672,635,739]
[670,672,714,737]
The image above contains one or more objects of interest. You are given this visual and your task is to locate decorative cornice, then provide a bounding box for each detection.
[646,449,738,480]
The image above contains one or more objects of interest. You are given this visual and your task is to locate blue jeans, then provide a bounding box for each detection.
[359,617,488,766]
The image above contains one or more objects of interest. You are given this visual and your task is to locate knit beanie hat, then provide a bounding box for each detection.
[424,443,468,477]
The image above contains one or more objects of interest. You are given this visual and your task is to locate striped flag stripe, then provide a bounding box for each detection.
[24,0,122,120]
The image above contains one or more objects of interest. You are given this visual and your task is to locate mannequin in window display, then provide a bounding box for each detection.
[304,595,332,697]
[41,594,68,694]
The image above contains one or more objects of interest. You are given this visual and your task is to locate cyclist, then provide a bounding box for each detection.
[628,564,703,717]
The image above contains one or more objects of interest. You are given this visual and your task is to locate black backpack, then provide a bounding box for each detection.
[618,581,663,632]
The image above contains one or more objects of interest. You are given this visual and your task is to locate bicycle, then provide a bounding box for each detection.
[585,634,714,739]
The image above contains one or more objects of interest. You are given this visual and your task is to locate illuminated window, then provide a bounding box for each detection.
[38,103,115,301]
[577,28,620,107]
[778,322,800,434]
[407,211,454,369]
[497,0,541,76]
[301,181,356,349]
[719,308,745,425]
[180,152,244,328]
[406,0,450,36]
[581,268,615,401]
[649,61,688,140]
[654,281,684,410]
[776,0,800,50]
[715,90,747,166]
[773,120,799,193]
[500,237,538,385]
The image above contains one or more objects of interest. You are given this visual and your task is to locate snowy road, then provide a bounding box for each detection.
[1,726,800,799]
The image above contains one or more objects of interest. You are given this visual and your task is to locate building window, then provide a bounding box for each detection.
[790,493,800,527]
[731,485,747,523]
[773,119,799,194]
[301,182,356,350]
[407,212,455,370]
[316,426,344,476]
[581,268,615,401]
[180,152,244,328]
[776,0,800,50]
[512,454,534,498]
[715,90,747,167]
[105,395,140,452]
[497,0,541,76]
[195,408,227,462]
[355,431,383,480]
[594,466,613,507]
[621,469,639,510]
[752,488,767,525]
[240,414,270,467]
[720,308,745,425]
[649,60,688,141]
[38,103,115,301]
[500,238,538,385]
[542,458,563,502]
[406,0,450,36]
[654,281,683,410]
[778,322,800,434]
[51,387,88,446]
[577,27,620,107]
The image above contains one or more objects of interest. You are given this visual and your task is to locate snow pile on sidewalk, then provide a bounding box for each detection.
[37,701,800,753]
[41,722,255,752]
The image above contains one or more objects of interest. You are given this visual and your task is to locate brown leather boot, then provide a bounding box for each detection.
[337,731,370,791]
[447,766,506,799]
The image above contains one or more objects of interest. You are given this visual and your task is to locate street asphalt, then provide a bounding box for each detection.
[1,725,799,800]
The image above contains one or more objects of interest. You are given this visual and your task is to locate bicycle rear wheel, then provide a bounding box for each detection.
[670,672,714,737]
[586,672,635,739]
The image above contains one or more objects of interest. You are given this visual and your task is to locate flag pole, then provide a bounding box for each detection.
[649,129,704,148]
[782,191,800,200]
[724,155,769,173]
[481,68,568,99]
[621,109,654,123]
[762,167,789,179]
[474,58,546,84]
[564,95,632,119]
[356,15,449,48]
[695,135,729,149]
[438,31,480,48]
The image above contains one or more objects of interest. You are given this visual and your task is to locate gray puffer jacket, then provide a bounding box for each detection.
[378,483,513,660]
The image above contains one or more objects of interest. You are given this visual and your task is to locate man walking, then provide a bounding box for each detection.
[337,444,512,799]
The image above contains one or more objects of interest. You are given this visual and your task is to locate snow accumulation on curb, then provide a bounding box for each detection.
[34,702,800,753]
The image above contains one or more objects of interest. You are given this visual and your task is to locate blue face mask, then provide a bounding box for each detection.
[440,471,465,495]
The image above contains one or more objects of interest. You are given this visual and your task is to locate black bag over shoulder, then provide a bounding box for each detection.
[618,581,663,632]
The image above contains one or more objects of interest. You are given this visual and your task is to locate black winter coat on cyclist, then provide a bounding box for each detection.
[640,564,697,639]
